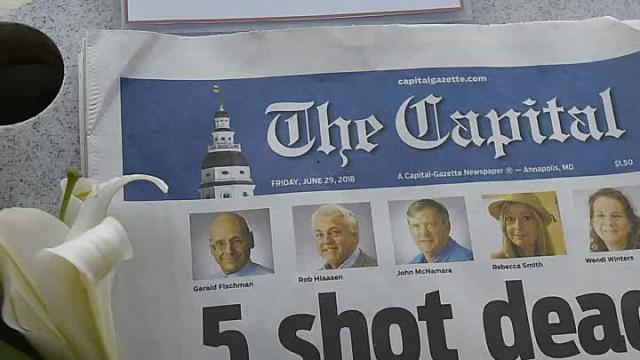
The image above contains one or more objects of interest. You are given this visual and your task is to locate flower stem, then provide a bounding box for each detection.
[58,169,81,222]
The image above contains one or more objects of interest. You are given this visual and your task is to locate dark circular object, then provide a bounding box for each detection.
[0,22,64,126]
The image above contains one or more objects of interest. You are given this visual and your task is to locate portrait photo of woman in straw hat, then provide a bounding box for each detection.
[588,188,640,252]
[487,191,566,259]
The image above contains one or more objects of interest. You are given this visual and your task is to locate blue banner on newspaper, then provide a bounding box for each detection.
[120,51,640,201]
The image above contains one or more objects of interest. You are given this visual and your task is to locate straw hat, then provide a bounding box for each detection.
[488,193,555,226]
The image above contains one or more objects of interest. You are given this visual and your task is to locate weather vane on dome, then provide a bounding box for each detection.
[212,84,223,110]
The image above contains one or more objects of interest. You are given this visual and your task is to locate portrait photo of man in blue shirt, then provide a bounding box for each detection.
[406,199,474,264]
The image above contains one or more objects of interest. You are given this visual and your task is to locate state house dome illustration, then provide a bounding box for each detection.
[198,101,256,199]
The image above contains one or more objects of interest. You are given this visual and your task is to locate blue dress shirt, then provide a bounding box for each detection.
[213,260,273,278]
[410,237,473,264]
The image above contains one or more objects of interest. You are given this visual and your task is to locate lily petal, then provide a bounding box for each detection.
[66,175,168,240]
[1,174,167,360]
[59,177,94,227]
[0,208,74,359]
[36,217,132,360]
[2,287,74,360]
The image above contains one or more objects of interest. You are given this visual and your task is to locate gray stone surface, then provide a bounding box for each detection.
[1,0,640,214]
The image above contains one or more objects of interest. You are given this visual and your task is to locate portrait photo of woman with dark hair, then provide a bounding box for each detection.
[588,188,640,252]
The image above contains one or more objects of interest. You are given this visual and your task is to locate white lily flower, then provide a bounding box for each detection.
[0,172,168,360]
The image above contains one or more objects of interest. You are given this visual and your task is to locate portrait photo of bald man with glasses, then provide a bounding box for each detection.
[190,209,274,279]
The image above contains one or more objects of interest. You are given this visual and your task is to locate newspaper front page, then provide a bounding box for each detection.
[84,18,640,359]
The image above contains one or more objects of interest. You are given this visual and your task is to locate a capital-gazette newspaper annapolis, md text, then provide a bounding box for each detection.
[82,17,640,360]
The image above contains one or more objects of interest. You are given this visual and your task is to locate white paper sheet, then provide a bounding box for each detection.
[124,0,463,24]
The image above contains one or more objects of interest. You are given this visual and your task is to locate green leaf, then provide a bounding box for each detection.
[0,339,31,360]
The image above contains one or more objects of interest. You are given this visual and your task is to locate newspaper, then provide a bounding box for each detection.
[83,17,640,359]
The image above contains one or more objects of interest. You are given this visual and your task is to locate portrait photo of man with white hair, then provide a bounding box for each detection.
[293,202,378,271]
